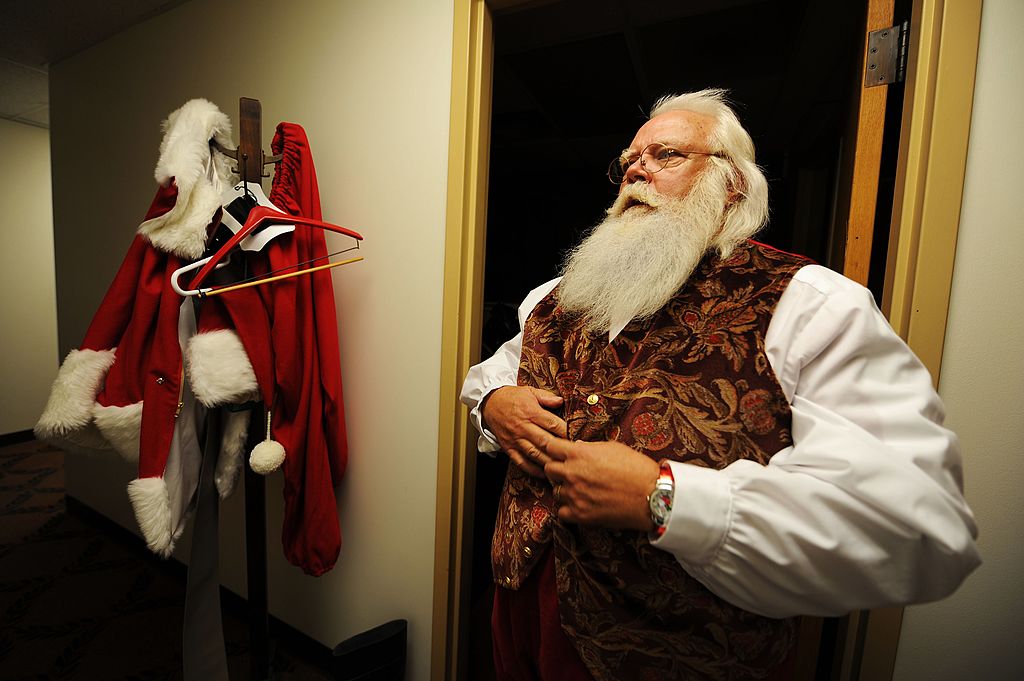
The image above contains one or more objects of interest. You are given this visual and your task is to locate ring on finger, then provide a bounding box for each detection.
[553,483,562,501]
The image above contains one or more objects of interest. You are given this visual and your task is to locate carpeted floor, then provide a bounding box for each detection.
[0,437,334,681]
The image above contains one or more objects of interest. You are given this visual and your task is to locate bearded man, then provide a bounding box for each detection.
[460,89,980,681]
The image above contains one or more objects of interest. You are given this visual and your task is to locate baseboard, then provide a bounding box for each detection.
[64,495,336,671]
[0,430,35,447]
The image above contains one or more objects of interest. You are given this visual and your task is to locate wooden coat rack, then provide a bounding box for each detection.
[238,96,277,681]
[204,96,279,681]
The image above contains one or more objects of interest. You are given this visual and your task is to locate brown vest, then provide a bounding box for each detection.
[492,241,810,680]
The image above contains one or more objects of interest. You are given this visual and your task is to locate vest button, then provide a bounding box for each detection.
[523,546,532,557]
[586,394,599,405]
[156,377,165,385]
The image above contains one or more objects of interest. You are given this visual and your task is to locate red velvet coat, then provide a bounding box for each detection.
[36,99,348,576]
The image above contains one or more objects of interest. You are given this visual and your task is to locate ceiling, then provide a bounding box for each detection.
[0,0,190,128]
[0,0,863,134]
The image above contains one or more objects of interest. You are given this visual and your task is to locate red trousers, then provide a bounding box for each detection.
[491,550,593,681]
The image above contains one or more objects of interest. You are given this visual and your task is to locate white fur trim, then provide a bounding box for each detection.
[216,409,250,499]
[138,176,224,258]
[35,348,116,443]
[43,424,111,453]
[138,98,235,259]
[250,439,285,475]
[154,99,233,187]
[185,330,259,407]
[93,401,143,462]
[127,476,176,558]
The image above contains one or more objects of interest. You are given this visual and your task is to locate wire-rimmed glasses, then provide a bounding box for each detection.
[607,142,724,184]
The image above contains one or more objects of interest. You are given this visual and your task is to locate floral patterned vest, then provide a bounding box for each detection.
[491,241,810,680]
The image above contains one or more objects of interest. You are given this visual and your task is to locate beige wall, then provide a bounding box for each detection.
[0,119,57,435]
[49,1,453,678]
[893,0,1024,678]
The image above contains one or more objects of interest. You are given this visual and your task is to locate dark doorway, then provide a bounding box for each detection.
[467,1,882,678]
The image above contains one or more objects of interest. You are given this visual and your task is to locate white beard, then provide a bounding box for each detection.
[557,174,729,334]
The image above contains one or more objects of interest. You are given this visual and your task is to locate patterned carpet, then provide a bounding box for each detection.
[0,437,334,681]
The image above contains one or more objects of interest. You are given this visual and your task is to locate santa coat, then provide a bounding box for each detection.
[35,99,348,576]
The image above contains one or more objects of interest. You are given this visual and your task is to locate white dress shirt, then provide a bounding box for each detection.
[460,264,981,618]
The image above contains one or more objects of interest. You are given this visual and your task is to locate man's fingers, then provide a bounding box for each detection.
[485,386,567,455]
[521,394,567,438]
[519,443,550,466]
[536,412,568,439]
[515,422,559,455]
[530,387,564,409]
[522,410,566,439]
[509,450,545,477]
[542,436,575,462]
[485,386,569,466]
[544,460,566,482]
[522,461,545,477]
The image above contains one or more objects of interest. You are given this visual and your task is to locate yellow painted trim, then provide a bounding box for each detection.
[883,0,982,379]
[433,1,493,679]
[869,0,982,679]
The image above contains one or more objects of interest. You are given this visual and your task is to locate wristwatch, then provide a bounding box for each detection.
[647,459,675,537]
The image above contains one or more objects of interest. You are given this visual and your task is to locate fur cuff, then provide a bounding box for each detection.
[138,98,235,259]
[185,330,259,407]
[40,423,111,453]
[35,348,116,442]
[215,408,251,499]
[127,476,177,558]
[93,401,143,462]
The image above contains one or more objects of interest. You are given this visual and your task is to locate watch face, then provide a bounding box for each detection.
[649,487,672,526]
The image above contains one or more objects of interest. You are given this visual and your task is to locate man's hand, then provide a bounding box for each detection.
[542,438,660,531]
[482,386,568,477]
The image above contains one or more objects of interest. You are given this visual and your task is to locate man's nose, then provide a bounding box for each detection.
[623,157,651,184]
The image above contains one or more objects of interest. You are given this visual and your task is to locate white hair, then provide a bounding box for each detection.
[650,88,768,257]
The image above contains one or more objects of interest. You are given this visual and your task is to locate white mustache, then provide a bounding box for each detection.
[607,182,666,217]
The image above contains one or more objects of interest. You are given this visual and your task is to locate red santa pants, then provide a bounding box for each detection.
[491,549,593,681]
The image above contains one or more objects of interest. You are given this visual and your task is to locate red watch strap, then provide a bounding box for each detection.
[659,458,674,482]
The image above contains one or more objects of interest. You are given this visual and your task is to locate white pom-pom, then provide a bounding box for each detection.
[249,439,285,475]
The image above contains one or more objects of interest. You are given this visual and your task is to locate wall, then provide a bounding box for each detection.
[892,0,1024,678]
[0,119,57,435]
[48,1,453,678]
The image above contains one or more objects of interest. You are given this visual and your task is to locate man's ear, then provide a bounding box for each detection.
[725,166,745,209]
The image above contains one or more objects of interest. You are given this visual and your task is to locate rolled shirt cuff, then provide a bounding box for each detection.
[469,402,502,453]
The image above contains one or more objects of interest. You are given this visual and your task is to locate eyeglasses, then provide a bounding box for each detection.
[607,142,724,184]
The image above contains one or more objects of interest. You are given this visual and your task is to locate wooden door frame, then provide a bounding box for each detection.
[858,0,982,679]
[432,0,983,678]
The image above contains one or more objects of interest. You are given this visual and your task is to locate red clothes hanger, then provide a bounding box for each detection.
[186,205,363,295]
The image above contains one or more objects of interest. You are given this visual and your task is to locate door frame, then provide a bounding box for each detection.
[432,0,983,678]
[858,0,983,678]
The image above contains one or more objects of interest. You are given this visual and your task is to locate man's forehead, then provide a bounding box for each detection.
[627,110,715,151]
